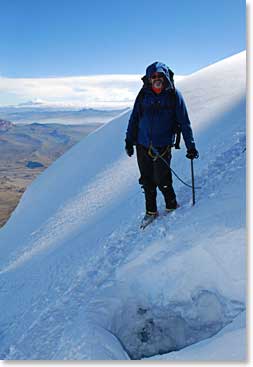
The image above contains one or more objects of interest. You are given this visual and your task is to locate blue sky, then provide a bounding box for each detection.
[0,0,246,107]
[0,0,245,77]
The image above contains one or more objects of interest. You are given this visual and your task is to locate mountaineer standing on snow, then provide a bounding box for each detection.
[125,62,199,228]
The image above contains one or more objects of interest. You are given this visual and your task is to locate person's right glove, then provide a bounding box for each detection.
[186,146,199,159]
[125,139,134,157]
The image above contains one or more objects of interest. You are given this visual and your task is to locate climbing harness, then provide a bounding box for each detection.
[148,144,170,161]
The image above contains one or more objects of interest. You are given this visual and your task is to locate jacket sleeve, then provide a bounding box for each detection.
[126,93,142,145]
[175,89,196,150]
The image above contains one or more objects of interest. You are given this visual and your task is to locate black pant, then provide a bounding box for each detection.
[136,144,176,213]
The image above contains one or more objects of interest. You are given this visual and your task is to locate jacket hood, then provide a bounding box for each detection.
[141,61,175,91]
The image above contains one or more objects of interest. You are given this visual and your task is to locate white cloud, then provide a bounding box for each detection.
[0,74,143,109]
[0,74,186,109]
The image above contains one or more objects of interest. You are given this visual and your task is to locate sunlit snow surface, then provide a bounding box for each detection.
[0,52,246,360]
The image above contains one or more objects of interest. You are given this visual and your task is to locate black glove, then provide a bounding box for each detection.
[186,147,199,159]
[125,139,134,157]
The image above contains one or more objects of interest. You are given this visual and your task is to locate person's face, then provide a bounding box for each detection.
[150,72,165,88]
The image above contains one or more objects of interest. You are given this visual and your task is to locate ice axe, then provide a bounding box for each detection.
[190,159,196,206]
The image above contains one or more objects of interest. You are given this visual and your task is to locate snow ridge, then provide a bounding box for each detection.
[0,52,246,360]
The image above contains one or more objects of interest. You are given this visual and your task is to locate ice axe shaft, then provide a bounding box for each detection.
[191,159,196,206]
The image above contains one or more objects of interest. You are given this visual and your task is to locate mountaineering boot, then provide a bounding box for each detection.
[165,198,179,212]
[140,211,159,229]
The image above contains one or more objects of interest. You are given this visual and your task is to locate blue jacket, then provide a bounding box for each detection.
[126,62,195,150]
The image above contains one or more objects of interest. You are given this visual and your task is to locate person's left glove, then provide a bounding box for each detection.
[186,146,199,159]
[125,139,134,157]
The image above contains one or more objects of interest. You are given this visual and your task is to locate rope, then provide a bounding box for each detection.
[159,142,246,189]
[149,145,202,190]
[160,155,201,189]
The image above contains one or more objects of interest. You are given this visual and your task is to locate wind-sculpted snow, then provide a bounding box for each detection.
[0,155,136,274]
[0,52,246,360]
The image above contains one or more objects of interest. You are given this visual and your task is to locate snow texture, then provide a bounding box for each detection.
[0,51,246,360]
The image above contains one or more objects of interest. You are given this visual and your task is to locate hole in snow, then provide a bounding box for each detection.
[110,290,244,360]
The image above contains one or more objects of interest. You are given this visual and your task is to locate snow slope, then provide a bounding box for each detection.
[0,52,246,360]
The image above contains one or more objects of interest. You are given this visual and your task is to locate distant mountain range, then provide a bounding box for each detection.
[0,105,130,125]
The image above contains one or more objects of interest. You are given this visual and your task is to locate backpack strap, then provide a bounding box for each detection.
[168,90,181,149]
